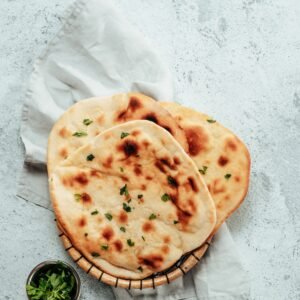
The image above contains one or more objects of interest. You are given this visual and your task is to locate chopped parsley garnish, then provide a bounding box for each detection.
[167,175,177,186]
[72,131,87,137]
[127,239,135,247]
[86,154,95,161]
[161,193,171,202]
[120,184,129,196]
[91,210,99,215]
[83,118,93,126]
[91,252,100,257]
[123,202,132,212]
[101,244,109,250]
[74,193,82,202]
[137,266,143,272]
[173,220,179,224]
[120,132,130,139]
[128,199,132,203]
[120,167,124,172]
[26,264,75,300]
[207,119,216,123]
[224,173,232,180]
[84,233,88,237]
[142,236,145,241]
[120,227,126,232]
[137,194,143,199]
[105,213,113,221]
[149,213,157,220]
[199,166,208,175]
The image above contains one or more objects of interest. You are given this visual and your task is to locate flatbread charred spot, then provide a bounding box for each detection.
[176,209,192,226]
[142,139,150,147]
[141,184,146,190]
[117,139,139,157]
[118,211,128,223]
[225,138,238,151]
[174,156,181,165]
[143,113,158,124]
[234,176,241,182]
[58,127,69,138]
[184,126,209,156]
[62,172,89,187]
[132,130,141,137]
[59,147,68,158]
[209,179,226,195]
[113,240,123,252]
[167,175,179,189]
[129,96,142,112]
[96,114,105,124]
[145,175,153,180]
[116,110,127,121]
[187,177,199,192]
[120,175,129,182]
[188,199,197,213]
[142,221,155,233]
[102,226,114,241]
[78,216,87,227]
[90,169,101,178]
[103,155,113,168]
[155,160,166,173]
[162,125,173,135]
[161,245,169,254]
[224,194,230,201]
[81,192,92,204]
[160,157,177,170]
[138,254,164,270]
[218,155,229,167]
[163,236,170,243]
[134,164,142,176]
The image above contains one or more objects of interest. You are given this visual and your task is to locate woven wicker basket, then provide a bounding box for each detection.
[57,222,212,289]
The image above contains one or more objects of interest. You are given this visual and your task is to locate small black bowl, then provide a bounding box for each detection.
[26,260,81,300]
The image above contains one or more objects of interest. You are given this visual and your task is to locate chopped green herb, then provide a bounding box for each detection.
[91,252,100,257]
[207,119,216,123]
[123,202,132,213]
[86,154,95,161]
[72,131,87,137]
[120,184,129,196]
[142,236,145,241]
[199,166,208,175]
[84,233,88,237]
[173,220,179,224]
[161,193,171,202]
[74,193,82,202]
[120,227,126,232]
[91,210,99,215]
[127,239,135,247]
[101,244,109,250]
[137,266,143,272]
[149,213,157,220]
[224,173,232,180]
[120,167,124,172]
[105,213,113,221]
[137,194,143,199]
[128,199,132,203]
[120,132,130,139]
[26,264,75,300]
[83,118,93,126]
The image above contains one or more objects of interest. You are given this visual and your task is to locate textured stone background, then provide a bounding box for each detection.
[0,0,299,299]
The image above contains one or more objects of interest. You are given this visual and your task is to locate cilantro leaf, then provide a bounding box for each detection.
[83,118,93,126]
[72,131,87,137]
[120,132,130,139]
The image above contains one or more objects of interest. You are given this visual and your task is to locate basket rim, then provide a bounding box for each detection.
[56,221,211,289]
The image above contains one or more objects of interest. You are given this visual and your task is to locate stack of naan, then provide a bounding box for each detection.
[48,93,250,280]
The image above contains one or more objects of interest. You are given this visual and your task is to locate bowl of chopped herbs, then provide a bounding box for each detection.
[26,260,81,300]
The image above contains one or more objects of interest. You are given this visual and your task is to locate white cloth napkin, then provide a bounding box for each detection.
[17,0,250,299]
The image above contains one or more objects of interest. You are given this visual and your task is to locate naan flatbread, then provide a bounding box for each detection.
[50,120,216,279]
[48,93,188,174]
[160,102,250,232]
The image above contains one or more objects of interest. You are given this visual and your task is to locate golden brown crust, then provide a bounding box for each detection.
[47,93,188,175]
[160,102,251,233]
[50,120,216,279]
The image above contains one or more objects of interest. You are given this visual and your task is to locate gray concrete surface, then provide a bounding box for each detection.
[0,0,299,299]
